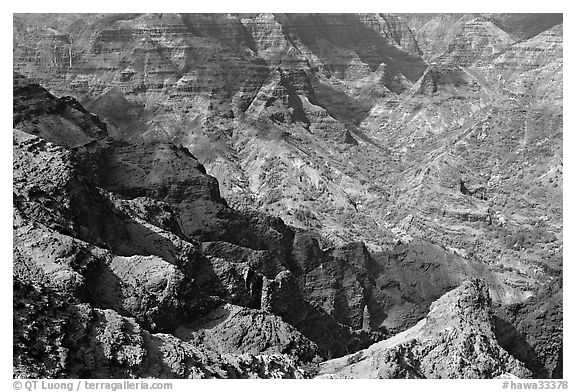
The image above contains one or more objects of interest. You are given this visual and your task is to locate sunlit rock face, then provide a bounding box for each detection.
[13,13,562,379]
[317,280,532,379]
[13,73,386,378]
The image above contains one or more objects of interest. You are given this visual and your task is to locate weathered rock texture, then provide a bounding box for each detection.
[12,14,562,299]
[493,282,563,379]
[13,73,381,378]
[13,279,308,379]
[13,13,563,379]
[317,280,532,379]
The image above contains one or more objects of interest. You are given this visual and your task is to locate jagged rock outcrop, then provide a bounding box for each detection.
[11,13,426,247]
[12,15,563,271]
[436,17,515,66]
[13,13,563,379]
[493,282,563,379]
[85,254,200,331]
[317,280,532,378]
[13,72,108,146]
[299,242,377,331]
[357,17,563,317]
[13,279,308,379]
[13,127,218,334]
[368,239,535,333]
[13,72,383,378]
[175,304,318,362]
[261,269,380,358]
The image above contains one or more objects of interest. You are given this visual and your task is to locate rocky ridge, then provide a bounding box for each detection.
[317,280,531,379]
[14,279,309,379]
[13,73,384,378]
[12,15,562,295]
[12,70,562,380]
[13,13,563,379]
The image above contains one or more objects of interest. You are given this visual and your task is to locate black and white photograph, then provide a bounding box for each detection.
[11,10,566,383]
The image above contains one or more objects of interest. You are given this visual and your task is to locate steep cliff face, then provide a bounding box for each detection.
[403,14,562,62]
[13,72,108,146]
[12,13,426,247]
[13,279,310,379]
[358,19,563,306]
[12,12,424,132]
[174,304,318,361]
[299,242,374,330]
[317,280,532,379]
[493,282,563,379]
[13,13,563,379]
[13,15,562,292]
[368,239,535,334]
[13,73,386,378]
